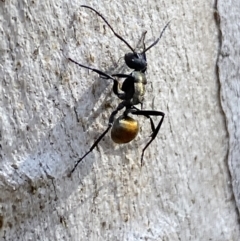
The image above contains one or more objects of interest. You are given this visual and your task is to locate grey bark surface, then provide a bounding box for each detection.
[217,0,240,215]
[0,0,239,240]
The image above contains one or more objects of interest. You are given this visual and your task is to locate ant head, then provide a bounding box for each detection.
[81,5,171,72]
[124,52,147,72]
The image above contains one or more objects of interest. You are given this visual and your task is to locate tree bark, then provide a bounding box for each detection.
[0,0,239,240]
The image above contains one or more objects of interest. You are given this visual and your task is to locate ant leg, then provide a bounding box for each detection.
[70,102,126,175]
[81,5,135,52]
[131,30,147,54]
[142,20,171,54]
[66,57,128,100]
[61,50,114,80]
[141,31,148,62]
[129,109,165,166]
[67,57,116,81]
[69,126,111,175]
[132,106,156,133]
[112,74,132,78]
[65,56,133,101]
[102,73,135,101]
[142,31,147,52]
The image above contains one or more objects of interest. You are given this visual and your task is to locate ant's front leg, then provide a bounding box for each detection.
[67,57,116,81]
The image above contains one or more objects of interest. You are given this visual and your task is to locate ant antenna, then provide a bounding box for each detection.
[81,5,135,52]
[142,20,172,54]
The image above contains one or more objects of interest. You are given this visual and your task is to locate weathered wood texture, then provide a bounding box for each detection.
[0,0,239,240]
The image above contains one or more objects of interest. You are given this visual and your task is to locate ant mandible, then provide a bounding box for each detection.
[67,6,170,174]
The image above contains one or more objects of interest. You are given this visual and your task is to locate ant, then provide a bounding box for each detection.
[81,5,171,73]
[67,6,171,174]
[67,60,165,174]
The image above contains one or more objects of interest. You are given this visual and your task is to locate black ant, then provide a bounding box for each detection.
[67,60,165,174]
[81,5,171,73]
[66,6,170,174]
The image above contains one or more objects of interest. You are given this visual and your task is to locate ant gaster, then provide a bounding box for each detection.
[67,6,170,174]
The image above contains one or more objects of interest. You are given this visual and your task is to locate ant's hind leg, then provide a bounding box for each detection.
[129,109,165,166]
[69,102,125,175]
